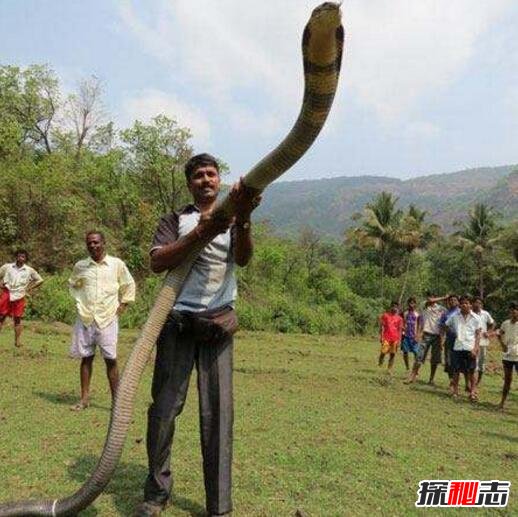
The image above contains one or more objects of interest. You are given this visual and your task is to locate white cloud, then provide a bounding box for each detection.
[118,0,515,135]
[121,89,211,144]
[404,121,441,141]
[345,0,513,124]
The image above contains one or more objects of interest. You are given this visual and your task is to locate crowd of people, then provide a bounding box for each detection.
[378,294,518,410]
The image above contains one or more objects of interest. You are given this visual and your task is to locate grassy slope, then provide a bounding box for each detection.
[0,323,516,516]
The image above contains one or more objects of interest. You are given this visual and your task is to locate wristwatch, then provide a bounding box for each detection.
[235,220,251,230]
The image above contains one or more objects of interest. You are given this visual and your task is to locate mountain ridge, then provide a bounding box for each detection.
[253,165,518,237]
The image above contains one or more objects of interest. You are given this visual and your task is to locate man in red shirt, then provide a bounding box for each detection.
[379,301,404,372]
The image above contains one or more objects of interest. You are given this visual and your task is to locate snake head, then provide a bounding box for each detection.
[310,2,342,29]
[304,2,343,65]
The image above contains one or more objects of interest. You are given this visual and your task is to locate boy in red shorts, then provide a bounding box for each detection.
[0,249,43,347]
[379,301,404,372]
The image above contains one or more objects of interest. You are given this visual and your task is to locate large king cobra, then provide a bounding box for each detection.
[0,3,343,515]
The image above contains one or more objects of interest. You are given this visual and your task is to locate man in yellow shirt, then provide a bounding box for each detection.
[69,231,136,410]
[0,249,43,348]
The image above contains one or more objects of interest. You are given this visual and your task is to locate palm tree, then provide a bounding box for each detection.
[348,191,402,300]
[457,203,499,298]
[398,205,439,303]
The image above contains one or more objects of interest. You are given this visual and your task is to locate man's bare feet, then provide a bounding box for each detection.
[70,400,89,411]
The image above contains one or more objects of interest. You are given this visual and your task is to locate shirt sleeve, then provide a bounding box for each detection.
[445,314,454,328]
[487,312,495,326]
[68,263,83,292]
[118,261,136,304]
[150,213,179,255]
[29,267,43,284]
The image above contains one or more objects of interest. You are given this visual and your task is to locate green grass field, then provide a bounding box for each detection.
[0,322,516,516]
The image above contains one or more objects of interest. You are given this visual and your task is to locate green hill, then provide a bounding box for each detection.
[254,165,517,237]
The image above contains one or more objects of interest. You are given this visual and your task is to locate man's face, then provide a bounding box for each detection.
[390,304,399,314]
[449,297,459,309]
[15,253,27,267]
[188,165,220,204]
[472,299,482,312]
[460,299,471,314]
[86,234,105,262]
[408,301,416,311]
[510,307,518,321]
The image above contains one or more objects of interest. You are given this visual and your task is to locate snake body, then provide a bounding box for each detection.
[0,3,343,515]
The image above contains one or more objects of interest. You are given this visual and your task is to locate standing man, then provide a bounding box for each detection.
[0,249,43,347]
[497,301,518,410]
[401,297,420,371]
[445,295,481,401]
[472,296,495,386]
[405,292,447,385]
[136,153,261,517]
[69,231,136,410]
[378,301,403,373]
[439,294,460,392]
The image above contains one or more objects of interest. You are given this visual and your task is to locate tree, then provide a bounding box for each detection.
[398,205,439,303]
[347,191,403,300]
[120,115,194,214]
[299,226,321,277]
[0,64,59,156]
[62,75,104,158]
[456,203,499,298]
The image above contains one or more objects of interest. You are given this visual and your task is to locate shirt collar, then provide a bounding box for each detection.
[87,254,109,266]
[11,262,27,271]
[178,204,200,214]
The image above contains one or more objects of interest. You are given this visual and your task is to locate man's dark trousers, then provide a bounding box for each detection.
[144,312,233,515]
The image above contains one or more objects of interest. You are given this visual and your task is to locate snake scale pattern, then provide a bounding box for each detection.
[0,3,343,515]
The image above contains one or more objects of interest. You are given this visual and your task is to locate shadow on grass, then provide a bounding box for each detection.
[33,390,110,412]
[68,455,206,516]
[483,431,518,444]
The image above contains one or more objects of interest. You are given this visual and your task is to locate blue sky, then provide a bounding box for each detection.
[1,0,517,182]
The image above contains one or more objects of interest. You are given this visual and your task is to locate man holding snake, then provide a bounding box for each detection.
[136,153,261,517]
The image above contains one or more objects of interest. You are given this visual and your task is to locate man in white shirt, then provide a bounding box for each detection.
[0,249,43,347]
[69,231,136,410]
[445,295,481,400]
[472,296,495,386]
[497,301,518,410]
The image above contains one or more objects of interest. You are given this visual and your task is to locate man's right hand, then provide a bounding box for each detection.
[196,211,232,241]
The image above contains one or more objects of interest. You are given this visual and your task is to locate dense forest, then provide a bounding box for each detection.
[1,65,517,333]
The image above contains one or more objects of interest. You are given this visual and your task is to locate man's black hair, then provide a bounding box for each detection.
[459,294,472,304]
[184,153,219,183]
[448,294,459,301]
[86,230,105,242]
[425,290,434,298]
[509,301,518,310]
[407,296,417,304]
[14,249,29,260]
[390,300,399,307]
[472,295,483,303]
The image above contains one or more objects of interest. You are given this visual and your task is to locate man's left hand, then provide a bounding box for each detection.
[229,177,262,221]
